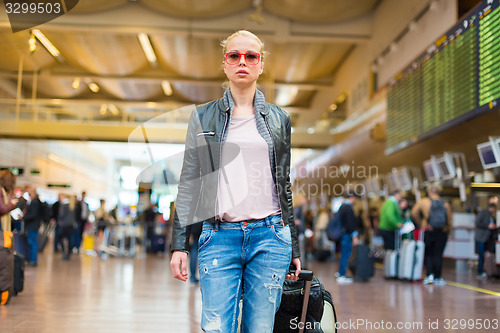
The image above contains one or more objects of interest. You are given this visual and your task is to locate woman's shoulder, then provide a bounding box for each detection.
[267,103,290,117]
[196,98,224,114]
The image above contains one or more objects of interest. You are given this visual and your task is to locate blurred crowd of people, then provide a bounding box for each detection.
[291,184,498,285]
[0,169,156,265]
[2,167,497,285]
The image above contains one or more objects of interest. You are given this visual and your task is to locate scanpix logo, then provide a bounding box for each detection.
[3,0,79,33]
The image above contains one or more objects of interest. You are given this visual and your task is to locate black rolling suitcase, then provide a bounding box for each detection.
[1,231,14,305]
[13,224,30,260]
[274,270,337,333]
[349,243,375,282]
[38,223,55,253]
[13,252,25,295]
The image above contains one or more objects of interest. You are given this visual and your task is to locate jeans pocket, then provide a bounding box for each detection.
[198,229,214,251]
[271,224,292,246]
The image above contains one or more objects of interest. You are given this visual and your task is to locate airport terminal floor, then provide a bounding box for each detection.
[2,249,499,333]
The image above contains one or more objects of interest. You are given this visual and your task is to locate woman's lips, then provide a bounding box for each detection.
[236,70,249,76]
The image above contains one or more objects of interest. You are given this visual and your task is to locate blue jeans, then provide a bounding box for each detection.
[476,242,486,275]
[27,230,38,264]
[198,215,292,333]
[71,227,81,250]
[339,233,353,277]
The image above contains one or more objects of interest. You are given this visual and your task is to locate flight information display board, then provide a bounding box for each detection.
[386,0,499,154]
[479,3,500,107]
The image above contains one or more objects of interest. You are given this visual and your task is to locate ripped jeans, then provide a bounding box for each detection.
[198,214,292,333]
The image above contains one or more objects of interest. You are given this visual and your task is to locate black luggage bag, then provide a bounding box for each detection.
[13,230,29,260]
[1,231,14,305]
[274,270,337,333]
[13,252,25,295]
[349,243,375,282]
[38,223,55,253]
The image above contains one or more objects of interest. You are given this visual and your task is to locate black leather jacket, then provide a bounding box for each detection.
[171,90,300,258]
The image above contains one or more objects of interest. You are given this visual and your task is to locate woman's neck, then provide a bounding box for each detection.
[229,84,256,108]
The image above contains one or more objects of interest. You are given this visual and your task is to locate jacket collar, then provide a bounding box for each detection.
[221,87,269,115]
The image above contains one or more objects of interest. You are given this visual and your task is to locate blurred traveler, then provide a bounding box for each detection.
[369,207,379,230]
[488,194,498,206]
[94,199,110,252]
[355,208,365,240]
[412,184,451,285]
[378,190,404,250]
[399,198,410,220]
[24,187,42,266]
[337,193,359,284]
[143,203,158,252]
[73,191,89,253]
[0,170,18,231]
[51,193,63,252]
[59,194,77,260]
[475,202,497,279]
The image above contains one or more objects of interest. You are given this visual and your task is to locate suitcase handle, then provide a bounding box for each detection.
[288,269,314,333]
[288,269,313,281]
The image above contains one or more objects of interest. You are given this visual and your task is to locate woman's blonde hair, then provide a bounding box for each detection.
[221,30,268,61]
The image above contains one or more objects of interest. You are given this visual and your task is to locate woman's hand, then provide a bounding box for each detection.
[286,257,302,281]
[170,251,188,282]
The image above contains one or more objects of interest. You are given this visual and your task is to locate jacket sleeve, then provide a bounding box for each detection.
[171,109,202,253]
[285,115,300,259]
[0,189,15,216]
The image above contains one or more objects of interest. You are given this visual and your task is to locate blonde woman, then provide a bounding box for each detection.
[170,30,301,332]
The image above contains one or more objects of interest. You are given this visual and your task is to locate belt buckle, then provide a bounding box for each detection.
[242,222,248,227]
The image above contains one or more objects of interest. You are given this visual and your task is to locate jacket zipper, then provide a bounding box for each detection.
[197,131,215,137]
[263,115,284,226]
[214,110,230,217]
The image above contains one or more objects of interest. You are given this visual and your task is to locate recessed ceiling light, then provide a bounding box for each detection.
[109,104,120,115]
[72,77,80,89]
[29,34,36,53]
[89,82,100,93]
[161,81,173,96]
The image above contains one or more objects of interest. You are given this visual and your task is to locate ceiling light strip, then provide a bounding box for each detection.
[138,33,158,67]
[32,29,63,61]
[161,80,173,96]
